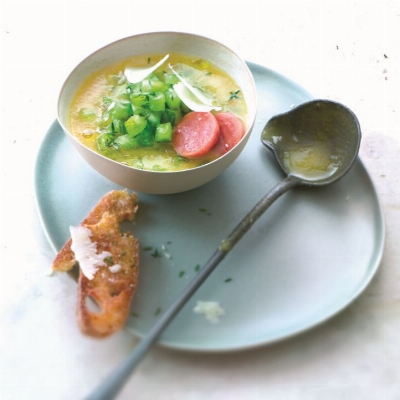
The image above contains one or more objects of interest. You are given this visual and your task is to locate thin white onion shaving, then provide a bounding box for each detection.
[172,82,219,113]
[169,64,221,112]
[124,54,170,84]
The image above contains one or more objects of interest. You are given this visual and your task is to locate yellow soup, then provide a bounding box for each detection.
[68,52,248,172]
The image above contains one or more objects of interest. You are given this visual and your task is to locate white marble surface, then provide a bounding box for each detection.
[1,1,399,399]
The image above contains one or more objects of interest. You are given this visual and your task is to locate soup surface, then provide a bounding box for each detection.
[69,53,248,172]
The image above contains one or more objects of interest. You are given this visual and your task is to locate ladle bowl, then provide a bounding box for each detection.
[261,99,361,186]
[84,99,362,400]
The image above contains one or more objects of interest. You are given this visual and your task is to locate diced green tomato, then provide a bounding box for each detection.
[155,122,172,142]
[136,126,154,147]
[130,94,148,107]
[124,115,147,137]
[114,134,139,149]
[162,108,182,126]
[96,132,114,151]
[149,92,165,112]
[98,110,113,128]
[180,102,191,114]
[78,108,96,120]
[150,79,169,93]
[165,88,181,109]
[131,105,146,116]
[146,111,163,128]
[152,71,165,81]
[112,119,126,134]
[140,79,152,93]
[164,73,179,85]
[113,101,132,121]
[127,83,142,96]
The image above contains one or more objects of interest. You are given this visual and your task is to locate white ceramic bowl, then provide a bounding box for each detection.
[57,32,257,194]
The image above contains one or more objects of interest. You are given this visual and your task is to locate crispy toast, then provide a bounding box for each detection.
[52,190,138,272]
[52,190,139,337]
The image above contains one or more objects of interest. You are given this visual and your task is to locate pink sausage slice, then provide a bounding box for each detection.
[213,112,245,155]
[172,112,220,158]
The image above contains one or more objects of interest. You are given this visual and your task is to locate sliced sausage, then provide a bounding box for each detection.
[172,112,220,158]
[213,112,245,156]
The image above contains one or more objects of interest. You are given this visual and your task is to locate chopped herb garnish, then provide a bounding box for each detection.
[198,207,211,216]
[206,72,212,76]
[147,57,151,64]
[179,270,185,278]
[228,90,241,101]
[194,264,200,272]
[120,252,126,257]
[154,307,161,316]
[104,256,114,265]
[151,248,161,258]
[143,246,153,251]
[130,312,139,318]
[224,278,233,283]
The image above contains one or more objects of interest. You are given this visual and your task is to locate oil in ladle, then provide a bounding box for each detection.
[261,100,360,185]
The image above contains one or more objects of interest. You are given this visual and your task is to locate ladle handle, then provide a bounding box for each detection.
[84,176,300,400]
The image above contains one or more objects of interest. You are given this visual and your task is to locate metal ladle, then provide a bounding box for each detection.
[85,99,361,400]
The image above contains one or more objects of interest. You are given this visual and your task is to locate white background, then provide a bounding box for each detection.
[1,1,399,399]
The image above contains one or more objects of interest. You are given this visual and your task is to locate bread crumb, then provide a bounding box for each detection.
[193,301,225,323]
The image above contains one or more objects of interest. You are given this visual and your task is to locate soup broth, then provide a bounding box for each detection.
[68,53,248,172]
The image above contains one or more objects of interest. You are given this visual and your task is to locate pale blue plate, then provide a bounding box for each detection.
[35,62,385,352]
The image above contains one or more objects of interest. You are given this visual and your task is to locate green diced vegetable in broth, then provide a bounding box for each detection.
[112,119,126,134]
[130,94,148,107]
[155,122,172,142]
[136,126,154,147]
[97,132,114,151]
[150,80,168,93]
[124,115,147,137]
[146,111,163,128]
[149,92,165,112]
[165,88,181,109]
[140,79,152,93]
[164,73,179,85]
[98,110,113,128]
[113,101,132,121]
[180,102,191,114]
[114,134,138,149]
[127,83,142,96]
[163,108,181,125]
[131,105,146,116]
[78,108,96,119]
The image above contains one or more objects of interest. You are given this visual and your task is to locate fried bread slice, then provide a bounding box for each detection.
[52,190,138,272]
[51,190,139,337]
[77,211,139,337]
